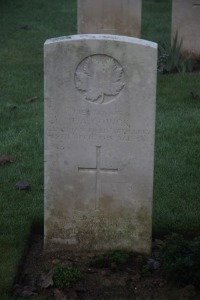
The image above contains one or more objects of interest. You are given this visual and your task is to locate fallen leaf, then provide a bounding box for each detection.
[39,270,54,289]
[158,280,167,288]
[190,91,199,99]
[76,287,86,293]
[154,239,163,246]
[86,268,97,274]
[15,180,30,190]
[22,286,37,297]
[68,256,78,262]
[147,258,161,270]
[20,24,28,30]
[54,288,67,300]
[12,284,23,297]
[52,259,60,265]
[24,96,38,104]
[9,105,17,111]
[0,155,14,165]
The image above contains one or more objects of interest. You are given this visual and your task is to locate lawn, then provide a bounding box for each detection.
[0,0,200,296]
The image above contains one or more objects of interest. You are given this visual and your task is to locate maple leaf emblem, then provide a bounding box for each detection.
[75,55,125,104]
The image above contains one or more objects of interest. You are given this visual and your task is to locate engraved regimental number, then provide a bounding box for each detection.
[78,146,118,210]
[193,0,200,6]
[75,55,125,104]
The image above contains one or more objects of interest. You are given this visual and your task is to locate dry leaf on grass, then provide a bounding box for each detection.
[9,105,17,111]
[24,96,38,104]
[15,180,30,190]
[0,155,14,165]
[190,91,199,100]
[20,24,28,30]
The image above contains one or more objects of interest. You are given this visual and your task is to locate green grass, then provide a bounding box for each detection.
[0,0,76,294]
[0,0,200,296]
[154,74,200,235]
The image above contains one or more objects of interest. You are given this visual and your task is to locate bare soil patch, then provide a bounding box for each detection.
[13,232,200,300]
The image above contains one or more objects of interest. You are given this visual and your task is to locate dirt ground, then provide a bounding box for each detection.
[13,233,200,300]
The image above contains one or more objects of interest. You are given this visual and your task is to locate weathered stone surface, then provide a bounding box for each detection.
[172,0,200,55]
[44,35,157,254]
[78,0,142,37]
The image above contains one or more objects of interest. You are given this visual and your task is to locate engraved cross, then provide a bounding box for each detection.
[78,146,118,210]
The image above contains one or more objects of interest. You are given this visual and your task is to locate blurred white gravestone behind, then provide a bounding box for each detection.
[78,0,142,37]
[172,0,200,55]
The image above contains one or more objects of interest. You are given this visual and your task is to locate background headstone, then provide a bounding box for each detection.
[171,0,200,55]
[78,0,142,37]
[44,35,157,255]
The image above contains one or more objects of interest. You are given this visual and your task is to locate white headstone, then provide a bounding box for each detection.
[78,0,142,37]
[172,0,200,55]
[44,35,157,255]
